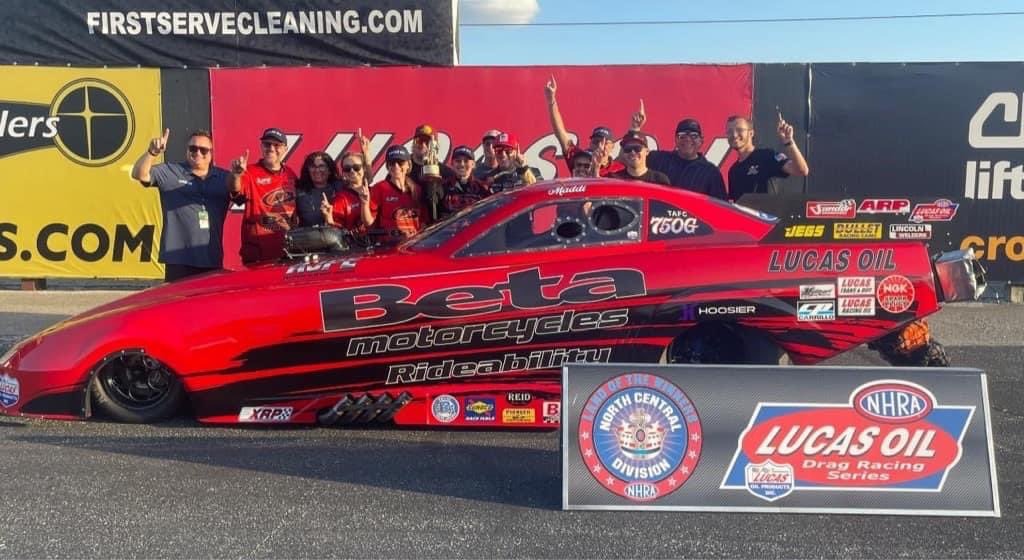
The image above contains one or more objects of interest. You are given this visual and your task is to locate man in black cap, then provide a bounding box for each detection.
[544,76,624,177]
[609,132,670,185]
[630,109,727,198]
[440,145,492,219]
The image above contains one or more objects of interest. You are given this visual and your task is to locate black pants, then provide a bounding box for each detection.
[164,263,220,282]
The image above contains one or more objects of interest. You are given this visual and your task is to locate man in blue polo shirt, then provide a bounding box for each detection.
[130,128,231,281]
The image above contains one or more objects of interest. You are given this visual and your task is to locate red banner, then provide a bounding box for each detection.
[210,64,752,267]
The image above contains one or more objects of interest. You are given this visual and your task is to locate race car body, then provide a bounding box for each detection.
[0,179,985,427]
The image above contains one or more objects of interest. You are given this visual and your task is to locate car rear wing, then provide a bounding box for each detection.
[933,249,987,303]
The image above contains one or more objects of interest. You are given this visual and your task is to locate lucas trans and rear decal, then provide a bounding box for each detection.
[720,380,973,502]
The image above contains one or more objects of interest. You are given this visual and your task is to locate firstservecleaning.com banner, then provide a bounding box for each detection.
[562,364,999,516]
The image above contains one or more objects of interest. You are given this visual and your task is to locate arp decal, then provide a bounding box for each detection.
[877,275,915,314]
[579,373,702,502]
[806,200,856,219]
[320,267,646,332]
[721,380,973,499]
[909,199,959,223]
[238,406,293,423]
[857,199,910,215]
[768,248,896,273]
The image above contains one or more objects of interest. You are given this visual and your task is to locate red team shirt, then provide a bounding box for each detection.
[331,187,367,231]
[564,143,625,177]
[238,162,298,264]
[369,178,428,243]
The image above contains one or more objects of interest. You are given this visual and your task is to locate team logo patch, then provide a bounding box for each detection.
[431,394,459,423]
[797,300,835,321]
[744,460,794,502]
[579,373,702,502]
[721,380,973,498]
[806,199,856,219]
[876,275,915,314]
[238,406,293,423]
[463,397,496,422]
[0,373,20,408]
[909,199,959,223]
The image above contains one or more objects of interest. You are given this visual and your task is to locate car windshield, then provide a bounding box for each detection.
[404,193,514,251]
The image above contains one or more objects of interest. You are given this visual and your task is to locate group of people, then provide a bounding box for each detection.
[132,79,809,282]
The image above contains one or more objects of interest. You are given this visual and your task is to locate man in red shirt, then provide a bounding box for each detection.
[230,127,298,265]
[544,76,625,177]
[368,145,428,246]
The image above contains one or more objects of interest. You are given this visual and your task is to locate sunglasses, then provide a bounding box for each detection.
[676,132,701,140]
[261,140,284,149]
[187,145,211,155]
[621,145,644,153]
[342,164,363,172]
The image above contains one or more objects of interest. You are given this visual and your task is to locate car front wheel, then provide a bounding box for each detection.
[90,351,184,423]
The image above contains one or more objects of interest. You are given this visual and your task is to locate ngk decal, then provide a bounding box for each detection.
[857,199,910,215]
[721,380,974,498]
[876,275,915,314]
[909,199,959,223]
[838,276,874,296]
[806,200,856,219]
[966,92,1024,200]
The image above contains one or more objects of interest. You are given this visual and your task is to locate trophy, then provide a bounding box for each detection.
[421,135,444,220]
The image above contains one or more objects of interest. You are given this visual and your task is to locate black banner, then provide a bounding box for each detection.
[763,63,1024,283]
[0,0,455,67]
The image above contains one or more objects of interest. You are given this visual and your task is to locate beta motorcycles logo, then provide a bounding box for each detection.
[720,380,974,500]
[806,200,856,219]
[578,373,702,502]
[1,78,135,167]
[0,373,20,407]
[320,267,646,332]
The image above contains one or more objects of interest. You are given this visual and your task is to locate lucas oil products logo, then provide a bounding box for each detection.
[721,380,974,500]
[578,372,702,502]
[1,78,134,167]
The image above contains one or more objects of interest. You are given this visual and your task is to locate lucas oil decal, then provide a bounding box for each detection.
[768,248,896,273]
[720,380,974,501]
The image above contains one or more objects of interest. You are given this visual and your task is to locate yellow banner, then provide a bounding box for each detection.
[0,67,163,279]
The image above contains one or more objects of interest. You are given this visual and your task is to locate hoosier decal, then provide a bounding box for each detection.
[721,380,974,500]
[578,373,702,502]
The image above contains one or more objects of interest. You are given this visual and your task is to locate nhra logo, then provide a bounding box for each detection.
[578,372,702,502]
[0,78,134,167]
[721,380,973,499]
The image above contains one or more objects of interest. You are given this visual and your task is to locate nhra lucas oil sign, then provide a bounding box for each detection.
[562,364,999,516]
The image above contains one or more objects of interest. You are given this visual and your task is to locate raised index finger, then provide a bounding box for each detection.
[161,128,170,142]
[639,99,645,114]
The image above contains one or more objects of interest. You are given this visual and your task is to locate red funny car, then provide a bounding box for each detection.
[0,179,985,427]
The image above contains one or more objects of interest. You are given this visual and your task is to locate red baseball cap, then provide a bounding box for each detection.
[493,132,518,150]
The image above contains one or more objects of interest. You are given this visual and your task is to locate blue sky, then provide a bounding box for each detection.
[458,0,1024,65]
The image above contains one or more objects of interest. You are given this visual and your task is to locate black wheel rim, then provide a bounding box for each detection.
[97,353,175,410]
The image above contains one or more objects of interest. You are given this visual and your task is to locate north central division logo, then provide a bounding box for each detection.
[578,373,702,502]
[0,78,134,167]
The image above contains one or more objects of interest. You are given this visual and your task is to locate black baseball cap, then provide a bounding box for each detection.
[260,128,287,144]
[572,149,595,162]
[590,126,613,140]
[451,145,475,161]
[675,118,702,135]
[385,145,411,162]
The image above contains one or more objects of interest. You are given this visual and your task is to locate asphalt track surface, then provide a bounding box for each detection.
[0,291,1020,559]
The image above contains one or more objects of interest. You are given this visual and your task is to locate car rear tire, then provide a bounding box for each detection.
[664,324,790,365]
[90,351,184,423]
